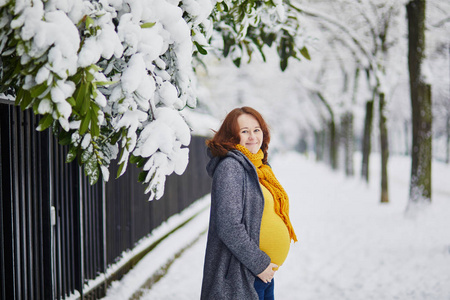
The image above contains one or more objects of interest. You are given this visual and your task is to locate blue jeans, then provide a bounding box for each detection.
[254,277,275,300]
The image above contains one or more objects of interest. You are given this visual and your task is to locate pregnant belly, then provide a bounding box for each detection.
[259,214,291,267]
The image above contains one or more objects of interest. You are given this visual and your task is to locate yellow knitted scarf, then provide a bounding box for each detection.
[235,144,297,242]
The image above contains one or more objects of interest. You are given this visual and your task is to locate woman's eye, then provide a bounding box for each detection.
[241,130,248,134]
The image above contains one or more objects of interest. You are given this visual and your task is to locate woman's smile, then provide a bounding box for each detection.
[237,114,263,154]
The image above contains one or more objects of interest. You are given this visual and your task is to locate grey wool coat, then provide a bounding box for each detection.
[200,150,271,300]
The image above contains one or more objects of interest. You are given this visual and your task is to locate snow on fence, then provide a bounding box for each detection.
[0,100,211,300]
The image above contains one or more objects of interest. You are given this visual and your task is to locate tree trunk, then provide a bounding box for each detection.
[361,99,374,182]
[379,92,389,203]
[314,92,338,169]
[316,92,338,170]
[407,0,432,206]
[341,111,354,176]
[329,120,338,170]
[404,120,410,155]
[314,130,325,162]
[446,115,449,164]
[342,66,359,177]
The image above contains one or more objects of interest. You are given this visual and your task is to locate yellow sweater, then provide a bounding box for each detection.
[259,184,291,267]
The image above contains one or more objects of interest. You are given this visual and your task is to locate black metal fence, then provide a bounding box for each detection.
[0,100,211,300]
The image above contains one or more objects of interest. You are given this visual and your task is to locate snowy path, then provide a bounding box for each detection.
[274,153,450,300]
[135,153,450,300]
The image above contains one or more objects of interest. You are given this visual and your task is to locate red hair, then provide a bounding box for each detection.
[206,107,271,164]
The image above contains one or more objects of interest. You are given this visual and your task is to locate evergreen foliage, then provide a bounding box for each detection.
[0,0,308,200]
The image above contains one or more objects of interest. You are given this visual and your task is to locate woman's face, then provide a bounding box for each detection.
[237,114,263,154]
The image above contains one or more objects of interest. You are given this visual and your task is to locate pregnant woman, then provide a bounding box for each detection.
[201,106,297,300]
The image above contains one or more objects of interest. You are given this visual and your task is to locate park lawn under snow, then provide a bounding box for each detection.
[106,152,450,300]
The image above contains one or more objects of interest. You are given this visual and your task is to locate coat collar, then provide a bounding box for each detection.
[206,149,257,178]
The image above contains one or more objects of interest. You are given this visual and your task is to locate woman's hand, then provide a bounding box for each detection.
[257,263,278,283]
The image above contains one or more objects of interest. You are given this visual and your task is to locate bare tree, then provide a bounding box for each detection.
[291,1,404,202]
[406,0,433,208]
[316,92,339,170]
[361,97,374,182]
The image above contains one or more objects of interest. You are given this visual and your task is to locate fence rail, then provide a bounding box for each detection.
[0,101,211,300]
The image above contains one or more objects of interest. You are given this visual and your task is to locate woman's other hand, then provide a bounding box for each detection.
[257,263,278,283]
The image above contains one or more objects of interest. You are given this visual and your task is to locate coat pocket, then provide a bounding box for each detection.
[224,255,239,280]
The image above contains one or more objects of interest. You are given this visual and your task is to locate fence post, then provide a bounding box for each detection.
[76,166,84,299]
[0,103,15,300]
[102,180,108,295]
[48,120,56,300]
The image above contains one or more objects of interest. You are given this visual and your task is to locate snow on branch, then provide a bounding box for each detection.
[289,3,375,70]
[0,0,308,201]
[0,0,211,200]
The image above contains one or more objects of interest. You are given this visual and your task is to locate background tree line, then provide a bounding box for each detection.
[1,0,448,212]
[194,0,449,213]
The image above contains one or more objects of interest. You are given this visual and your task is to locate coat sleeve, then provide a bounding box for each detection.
[211,158,271,276]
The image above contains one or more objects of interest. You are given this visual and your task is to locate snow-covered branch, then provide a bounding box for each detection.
[0,0,309,201]
[0,0,213,200]
[288,1,392,79]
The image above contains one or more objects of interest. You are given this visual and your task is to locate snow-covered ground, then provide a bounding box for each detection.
[104,152,450,300]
